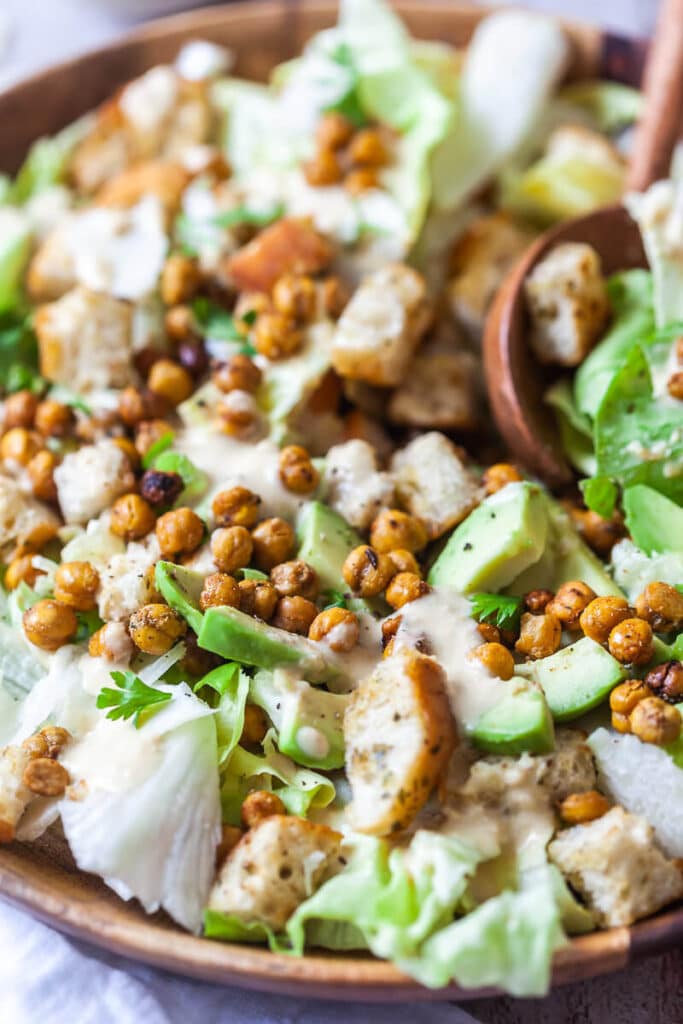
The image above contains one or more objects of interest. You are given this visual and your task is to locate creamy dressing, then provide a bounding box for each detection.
[175,40,232,81]
[296,725,330,760]
[325,611,383,694]
[119,65,178,135]
[62,717,163,795]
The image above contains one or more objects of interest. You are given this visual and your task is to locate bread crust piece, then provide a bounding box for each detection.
[0,474,60,559]
[345,648,457,836]
[225,218,334,293]
[95,160,190,220]
[323,439,394,531]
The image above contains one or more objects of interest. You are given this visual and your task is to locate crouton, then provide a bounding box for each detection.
[0,475,60,558]
[390,432,482,540]
[524,242,610,367]
[97,535,162,622]
[323,439,394,531]
[548,806,683,927]
[35,286,134,392]
[27,222,77,302]
[95,160,190,220]
[208,815,343,930]
[331,264,432,387]
[69,101,134,196]
[54,440,136,525]
[0,745,33,843]
[345,648,456,836]
[535,728,597,804]
[388,348,480,431]
[225,218,334,293]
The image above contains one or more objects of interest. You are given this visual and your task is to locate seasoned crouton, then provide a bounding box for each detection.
[535,728,597,804]
[388,348,480,431]
[208,815,343,930]
[69,101,133,196]
[390,432,482,540]
[54,440,136,525]
[0,475,59,558]
[225,218,334,293]
[0,745,33,843]
[548,806,683,927]
[323,439,394,531]
[524,242,610,367]
[95,160,190,220]
[331,264,432,387]
[35,286,134,392]
[98,535,162,622]
[27,223,77,302]
[345,648,456,836]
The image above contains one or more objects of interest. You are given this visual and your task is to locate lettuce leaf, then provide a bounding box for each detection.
[204,909,277,946]
[625,180,683,328]
[544,379,596,475]
[8,115,91,204]
[557,80,642,133]
[0,212,32,316]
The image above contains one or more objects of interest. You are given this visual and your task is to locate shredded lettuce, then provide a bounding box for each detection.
[8,115,91,204]
[625,180,683,328]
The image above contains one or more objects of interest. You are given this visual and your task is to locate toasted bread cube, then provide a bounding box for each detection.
[548,806,683,927]
[0,746,33,843]
[95,160,190,220]
[535,728,597,804]
[27,223,77,302]
[345,648,456,836]
[69,101,134,196]
[524,242,610,367]
[323,439,394,531]
[388,348,480,431]
[331,264,432,387]
[225,218,334,293]
[390,432,482,540]
[208,815,343,931]
[0,475,60,558]
[54,440,136,525]
[35,286,134,392]
[98,535,162,622]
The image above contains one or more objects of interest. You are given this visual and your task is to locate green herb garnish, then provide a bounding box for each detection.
[579,476,618,519]
[242,568,269,582]
[96,670,172,727]
[141,431,175,469]
[470,592,523,631]
[192,297,244,343]
[213,202,285,230]
[323,589,349,610]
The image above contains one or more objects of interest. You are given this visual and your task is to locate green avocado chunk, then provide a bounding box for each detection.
[623,484,683,557]
[469,687,554,755]
[516,636,627,721]
[296,501,361,593]
[155,561,204,634]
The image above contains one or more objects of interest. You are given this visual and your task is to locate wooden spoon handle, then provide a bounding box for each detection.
[627,0,683,191]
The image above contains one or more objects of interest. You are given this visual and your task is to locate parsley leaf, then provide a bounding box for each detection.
[141,431,175,469]
[96,670,172,728]
[580,476,618,519]
[323,589,349,610]
[241,568,269,582]
[192,297,244,343]
[324,43,368,127]
[0,312,43,396]
[676,585,683,596]
[213,203,285,230]
[470,592,523,631]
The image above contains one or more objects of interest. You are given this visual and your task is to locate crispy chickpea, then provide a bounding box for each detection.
[611,710,632,734]
[23,599,78,651]
[342,545,396,598]
[22,733,48,759]
[558,790,611,825]
[54,561,100,611]
[26,449,58,502]
[241,704,269,747]
[270,559,319,601]
[34,399,74,437]
[477,621,501,644]
[278,445,319,494]
[348,128,388,167]
[272,274,316,323]
[609,678,652,715]
[635,582,683,633]
[211,525,253,573]
[579,596,634,645]
[238,579,278,620]
[385,572,430,610]
[139,469,184,507]
[199,572,241,610]
[234,291,271,326]
[644,661,683,704]
[156,507,204,558]
[212,486,261,529]
[482,463,523,496]
[160,253,200,306]
[370,509,428,555]
[381,615,401,649]
[272,595,318,635]
[118,386,168,428]
[216,824,243,867]
[88,621,134,663]
[303,148,343,187]
[251,517,295,571]
[630,696,682,745]
[317,112,354,150]
[344,167,379,194]
[134,418,174,460]
[110,494,156,541]
[22,757,70,797]
[1,427,42,466]
[546,581,597,630]
[241,789,286,829]
[5,554,44,591]
[129,603,187,655]
[15,521,58,559]
[524,589,554,614]
[3,390,38,429]
[147,359,194,407]
[608,617,654,666]
[515,612,562,660]
[165,303,200,344]
[217,391,259,439]
[387,549,420,576]
[213,353,262,394]
[112,436,141,471]
[40,725,71,758]
[570,507,625,556]
[472,642,515,680]
[320,276,350,319]
[667,371,683,401]
[253,312,303,360]
[309,606,360,652]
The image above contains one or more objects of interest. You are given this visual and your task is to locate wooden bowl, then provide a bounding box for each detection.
[0,0,675,1002]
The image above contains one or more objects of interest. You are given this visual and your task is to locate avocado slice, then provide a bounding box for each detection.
[428,483,548,594]
[296,501,361,593]
[469,686,554,755]
[155,561,204,634]
[624,484,683,557]
[516,636,627,721]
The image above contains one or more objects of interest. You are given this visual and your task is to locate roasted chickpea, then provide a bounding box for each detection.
[524,589,554,614]
[611,710,633,734]
[216,824,243,867]
[569,507,625,556]
[472,642,515,680]
[54,561,100,611]
[348,128,388,167]
[88,621,134,663]
[630,696,682,745]
[234,291,271,327]
[1,427,42,466]
[23,599,78,651]
[320,276,350,319]
[14,521,58,560]
[272,274,316,322]
[112,436,141,471]
[26,449,58,502]
[5,555,44,591]
[309,606,360,652]
[515,612,562,660]
[667,371,683,400]
[381,615,401,649]
[241,705,269,746]
[342,545,395,598]
[579,596,634,645]
[179,632,219,678]
[609,678,652,715]
[303,148,343,187]
[199,572,241,610]
[156,507,204,558]
[608,617,654,666]
[3,390,38,429]
[278,445,319,494]
[118,386,168,428]
[370,509,428,555]
[477,621,501,644]
[21,733,49,759]
[134,418,174,459]
[387,549,420,576]
[160,253,201,306]
[644,660,683,704]
[251,517,295,571]
[546,581,597,630]
[238,579,278,621]
[558,790,610,825]
[129,603,187,655]
[22,757,69,797]
[344,168,379,194]
[385,572,430,610]
[270,559,319,601]
[272,595,318,635]
[139,469,184,507]
[635,582,683,633]
[110,493,156,541]
[482,463,523,495]
[34,399,74,437]
[217,391,260,439]
[213,353,262,394]
[240,789,286,828]
[212,486,261,529]
[147,359,194,407]
[165,303,200,344]
[211,525,253,573]
[253,312,303,360]
[40,726,71,759]
[317,112,354,151]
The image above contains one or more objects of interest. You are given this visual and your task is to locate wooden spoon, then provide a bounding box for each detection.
[483,0,683,488]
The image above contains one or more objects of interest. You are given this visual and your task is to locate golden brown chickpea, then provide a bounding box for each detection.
[238,579,278,621]
[569,506,625,556]
[215,824,243,867]
[546,581,597,630]
[342,545,396,598]
[272,274,317,323]
[156,507,205,558]
[316,112,354,151]
[579,596,634,645]
[348,128,389,167]
[644,660,683,704]
[147,359,194,407]
[211,525,253,573]
[129,603,187,655]
[320,276,350,319]
[212,486,262,529]
[22,733,49,759]
[385,572,430,610]
[1,427,42,466]
[251,517,295,571]
[4,554,44,591]
[477,621,501,644]
[199,572,241,611]
[179,632,218,678]
[667,371,683,400]
[344,167,379,194]
[88,621,134,663]
[609,678,652,715]
[240,789,286,829]
[482,463,523,495]
[118,386,168,428]
[370,509,428,555]
[217,392,260,439]
[54,561,100,611]
[165,304,200,344]
[110,494,156,542]
[160,253,201,306]
[26,449,58,503]
[278,445,319,494]
[381,615,401,649]
[213,354,262,395]
[270,559,319,601]
[134,418,175,460]
[608,617,654,666]
[303,148,343,187]
[524,589,554,614]
[3,390,38,429]
[558,790,611,825]
[611,710,633,734]
[34,400,74,437]
[272,595,318,635]
[139,469,184,507]
[515,612,562,660]
[112,436,141,471]
[253,312,303,360]
[23,599,78,651]
[308,606,360,652]
[40,725,71,758]
[387,549,420,576]
[22,757,69,797]
[635,582,683,633]
[233,291,271,327]
[630,696,682,745]
[241,705,269,747]
[472,642,515,680]
[14,522,58,560]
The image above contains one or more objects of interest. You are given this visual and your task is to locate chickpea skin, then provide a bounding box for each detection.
[349,128,389,167]
[135,418,175,459]
[344,167,379,195]
[387,549,420,576]
[477,621,501,644]
[385,572,430,610]
[609,679,652,715]
[217,391,260,439]
[316,112,354,150]
[303,149,343,187]
[22,757,70,797]
[524,589,554,614]
[270,560,319,601]
[667,371,683,401]
[644,661,683,704]
[472,642,515,680]
[139,469,184,507]
[240,790,286,829]
[212,486,261,529]
[608,617,654,666]
[278,445,319,494]
[147,359,194,407]
[515,612,562,660]
[22,733,49,759]
[1,427,42,466]
[23,599,78,651]
[569,507,625,556]
[272,274,317,323]
[199,572,241,611]
[3,390,38,429]
[320,276,350,319]
[118,386,168,427]
[630,697,682,745]
[241,705,269,746]
[34,399,74,437]
[156,507,205,558]
[5,555,44,591]
[558,790,611,825]
[309,607,360,652]
[160,253,201,306]
[165,304,200,345]
[213,354,262,395]
[579,596,634,645]
[238,579,278,620]
[342,545,396,598]
[272,595,318,635]
[546,581,597,630]
[40,726,71,758]
[253,312,303,360]
[482,463,523,496]
[129,603,187,655]
[635,582,683,633]
[27,449,58,503]
[88,622,134,663]
[54,561,100,611]
[210,525,252,573]
[110,494,156,542]
[251,518,295,571]
[370,509,428,554]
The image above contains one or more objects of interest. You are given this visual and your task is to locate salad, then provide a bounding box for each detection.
[0,0,679,1000]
